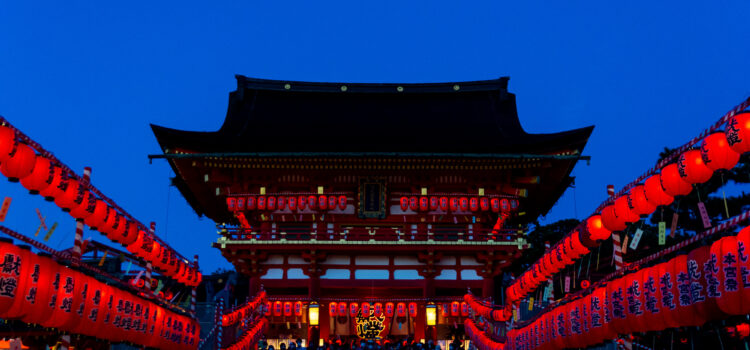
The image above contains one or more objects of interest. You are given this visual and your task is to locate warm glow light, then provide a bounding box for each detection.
[309,302,320,326]
[425,303,437,326]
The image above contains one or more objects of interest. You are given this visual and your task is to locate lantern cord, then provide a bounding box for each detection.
[715,326,725,350]
[586,247,592,278]
[670,331,674,350]
[595,244,600,272]
[722,172,730,219]
[695,184,703,203]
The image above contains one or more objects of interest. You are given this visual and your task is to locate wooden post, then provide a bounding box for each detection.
[192,254,199,316]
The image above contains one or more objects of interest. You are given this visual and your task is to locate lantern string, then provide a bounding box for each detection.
[721,172,730,219]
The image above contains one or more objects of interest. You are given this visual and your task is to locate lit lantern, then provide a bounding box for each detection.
[318,195,328,210]
[121,220,139,246]
[660,163,692,196]
[267,196,277,210]
[83,199,108,229]
[45,266,83,331]
[739,227,750,315]
[639,265,663,332]
[409,196,418,211]
[459,197,469,211]
[570,231,590,257]
[361,302,370,315]
[294,301,303,317]
[419,197,429,211]
[622,270,646,333]
[0,126,15,163]
[701,132,740,171]
[460,302,469,317]
[643,174,674,207]
[373,302,383,316]
[0,142,36,182]
[627,185,655,217]
[440,303,449,318]
[715,236,742,315]
[329,302,337,317]
[449,198,459,211]
[678,149,713,184]
[510,199,519,211]
[38,165,63,201]
[400,197,409,211]
[469,198,479,211]
[70,274,104,338]
[286,196,295,211]
[338,195,347,210]
[408,302,417,318]
[307,195,317,210]
[589,287,613,344]
[349,302,359,317]
[614,195,639,224]
[19,252,59,325]
[338,302,347,316]
[672,254,701,327]
[69,191,95,220]
[308,302,319,326]
[264,301,272,316]
[726,112,750,154]
[385,302,394,317]
[20,156,52,194]
[585,215,611,242]
[277,196,287,211]
[235,197,245,211]
[429,197,439,211]
[655,261,680,329]
[500,198,510,212]
[490,198,500,213]
[257,196,267,210]
[327,195,336,210]
[479,197,489,211]
[439,197,448,211]
[601,205,626,232]
[298,195,307,211]
[397,302,407,317]
[426,303,437,326]
[0,242,31,319]
[606,277,627,333]
[450,301,460,317]
[273,301,283,316]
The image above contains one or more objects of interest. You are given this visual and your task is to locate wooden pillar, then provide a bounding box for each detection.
[309,275,321,299]
[414,304,426,342]
[423,276,435,298]
[319,302,330,346]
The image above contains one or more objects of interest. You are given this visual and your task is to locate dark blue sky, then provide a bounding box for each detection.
[1,1,748,273]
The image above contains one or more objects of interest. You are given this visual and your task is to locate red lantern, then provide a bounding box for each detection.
[439,197,448,211]
[601,205,626,232]
[459,197,469,211]
[419,197,429,211]
[0,242,31,320]
[338,302,347,316]
[83,199,108,229]
[479,197,489,211]
[606,277,627,334]
[235,197,245,211]
[490,198,500,213]
[655,261,680,329]
[70,274,105,337]
[450,301,459,317]
[660,163,692,196]
[267,196,277,210]
[318,195,328,210]
[307,195,317,210]
[429,197,439,211]
[408,196,418,211]
[19,252,59,325]
[329,302,337,317]
[286,196,295,211]
[327,195,336,210]
[449,198,459,212]
[628,185,655,217]
[298,195,307,210]
[738,227,750,315]
[678,149,713,184]
[0,126,15,164]
[460,302,469,317]
[68,190,94,220]
[273,301,283,316]
[510,199,519,211]
[622,270,647,333]
[715,236,743,315]
[0,142,36,182]
[701,132,740,171]
[294,301,303,317]
[614,195,639,224]
[264,301,272,316]
[644,174,674,207]
[672,254,701,327]
[349,302,359,317]
[278,195,287,210]
[397,302,407,317]
[338,195,347,210]
[469,198,479,212]
[373,302,383,316]
[408,302,417,318]
[38,165,63,200]
[385,302,394,317]
[45,266,83,331]
[500,198,510,212]
[400,197,409,211]
[586,215,611,242]
[246,196,257,210]
[726,112,750,154]
[20,156,52,194]
[570,231,590,257]
[440,303,449,318]
[257,196,267,210]
[361,302,370,315]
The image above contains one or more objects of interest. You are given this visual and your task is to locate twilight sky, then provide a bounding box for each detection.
[1,1,748,273]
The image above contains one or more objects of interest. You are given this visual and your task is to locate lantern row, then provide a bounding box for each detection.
[222,318,268,350]
[465,318,506,350]
[464,294,511,323]
[258,301,470,319]
[398,196,520,214]
[221,291,267,327]
[0,238,199,349]
[506,225,750,350]
[506,111,750,304]
[0,120,199,287]
[227,195,348,212]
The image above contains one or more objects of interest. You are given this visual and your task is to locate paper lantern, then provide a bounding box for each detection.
[225,197,236,211]
[373,302,383,316]
[437,196,448,211]
[606,277,627,333]
[586,215,611,242]
[628,185,656,216]
[400,197,408,211]
[385,302,394,317]
[469,198,479,212]
[588,287,611,344]
[738,226,750,315]
[623,270,647,333]
[303,195,314,210]
[449,198,459,212]
[418,196,429,211]
[397,302,407,317]
[329,302,337,317]
[655,261,680,329]
[283,301,292,317]
[0,142,36,182]
[38,165,64,200]
[234,197,245,211]
[317,195,327,210]
[257,196,267,210]
[459,197,469,211]
[263,301,271,316]
[426,197,438,211]
[408,196,418,211]
[70,274,105,337]
[672,254,702,327]
[701,132,740,171]
[601,205,626,232]
[361,302,370,315]
[643,174,674,207]
[68,190,94,220]
[278,195,288,210]
[726,112,750,154]
[641,265,664,332]
[0,126,15,163]
[613,196,639,224]
[338,195,347,210]
[715,236,743,315]
[500,198,511,212]
[20,156,52,194]
[408,302,417,318]
[327,195,336,210]
[660,163,692,196]
[0,242,32,320]
[273,301,282,316]
[490,198,500,213]
[678,149,713,184]
[570,231,590,257]
[297,195,307,211]
[267,196,277,210]
[349,302,359,317]
[337,302,347,317]
[246,196,257,210]
[460,302,469,317]
[83,199,108,229]
[286,196,295,211]
[450,301,459,317]
[20,252,59,325]
[45,266,83,331]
